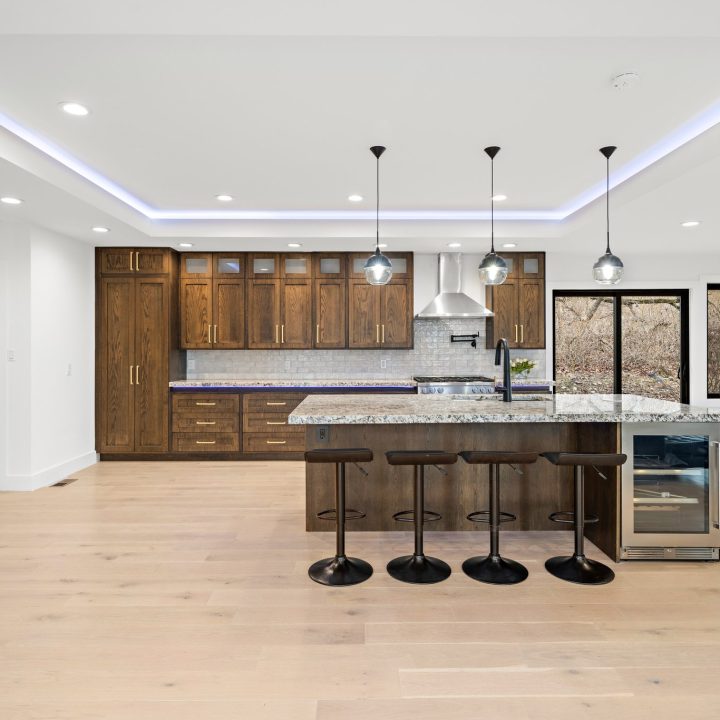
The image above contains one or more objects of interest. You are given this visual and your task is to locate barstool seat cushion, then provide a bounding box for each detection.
[460,450,538,465]
[386,450,457,466]
[305,448,373,464]
[541,451,627,467]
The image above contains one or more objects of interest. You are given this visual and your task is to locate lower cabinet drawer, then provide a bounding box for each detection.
[243,393,306,414]
[173,394,240,414]
[172,415,240,433]
[243,413,303,433]
[173,433,240,452]
[243,432,306,453]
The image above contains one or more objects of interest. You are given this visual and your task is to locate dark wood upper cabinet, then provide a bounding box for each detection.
[247,253,280,279]
[99,248,170,275]
[213,279,246,349]
[247,279,281,348]
[313,254,347,279]
[348,281,382,348]
[280,254,312,279]
[381,282,413,348]
[485,252,545,349]
[214,254,246,279]
[179,278,213,348]
[348,252,413,280]
[314,279,346,348]
[281,280,312,348]
[180,253,213,279]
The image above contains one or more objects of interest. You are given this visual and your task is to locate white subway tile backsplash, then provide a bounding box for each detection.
[187,318,546,380]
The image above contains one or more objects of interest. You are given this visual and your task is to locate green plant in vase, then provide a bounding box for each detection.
[510,357,536,382]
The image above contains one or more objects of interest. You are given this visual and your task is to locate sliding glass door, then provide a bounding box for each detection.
[554,290,689,403]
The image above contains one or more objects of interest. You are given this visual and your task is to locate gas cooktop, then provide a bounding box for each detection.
[413,375,495,384]
[413,376,498,395]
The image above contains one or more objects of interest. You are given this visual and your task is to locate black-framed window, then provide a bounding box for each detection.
[553,290,689,404]
[708,285,720,398]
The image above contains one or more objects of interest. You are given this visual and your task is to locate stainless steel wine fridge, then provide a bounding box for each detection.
[621,423,720,560]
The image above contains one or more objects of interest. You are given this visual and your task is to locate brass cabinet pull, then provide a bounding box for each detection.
[266,401,286,406]
[195,402,216,406]
[316,324,320,343]
[266,421,286,425]
[514,324,518,343]
[281,324,285,344]
[266,440,287,445]
[376,324,380,343]
[135,365,140,384]
[381,324,385,343]
[135,251,140,272]
[208,324,212,344]
[195,440,217,445]
[129,251,135,272]
[214,325,218,343]
[130,365,134,385]
[195,421,216,425]
[275,324,279,343]
[520,324,524,343]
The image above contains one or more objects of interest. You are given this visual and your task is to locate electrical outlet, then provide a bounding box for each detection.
[380,358,387,369]
[316,425,329,443]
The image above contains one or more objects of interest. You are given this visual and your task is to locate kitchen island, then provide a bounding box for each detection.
[290,393,720,561]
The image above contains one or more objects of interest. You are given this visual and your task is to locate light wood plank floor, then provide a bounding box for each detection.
[1,460,719,719]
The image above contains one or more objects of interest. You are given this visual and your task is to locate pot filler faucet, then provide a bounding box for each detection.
[495,338,513,403]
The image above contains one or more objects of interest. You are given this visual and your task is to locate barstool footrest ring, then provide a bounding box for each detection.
[549,510,599,525]
[467,510,517,524]
[392,509,442,523]
[317,508,366,521]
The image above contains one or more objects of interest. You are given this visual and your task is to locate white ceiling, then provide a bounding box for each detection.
[1,0,720,254]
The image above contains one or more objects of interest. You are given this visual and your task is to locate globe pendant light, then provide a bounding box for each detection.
[478,146,508,285]
[592,145,624,285]
[363,145,393,285]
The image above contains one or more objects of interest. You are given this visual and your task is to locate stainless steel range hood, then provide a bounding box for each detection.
[416,253,493,318]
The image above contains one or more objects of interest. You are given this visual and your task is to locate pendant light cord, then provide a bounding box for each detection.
[490,155,495,253]
[376,153,380,251]
[605,153,611,254]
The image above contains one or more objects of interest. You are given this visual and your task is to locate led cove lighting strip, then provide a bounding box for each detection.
[3,98,720,223]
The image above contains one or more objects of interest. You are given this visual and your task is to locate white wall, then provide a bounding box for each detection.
[0,222,96,491]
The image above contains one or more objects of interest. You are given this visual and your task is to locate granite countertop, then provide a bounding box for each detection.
[289,393,720,425]
[169,378,417,388]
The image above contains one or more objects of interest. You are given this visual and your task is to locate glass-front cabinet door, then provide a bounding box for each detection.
[621,423,720,551]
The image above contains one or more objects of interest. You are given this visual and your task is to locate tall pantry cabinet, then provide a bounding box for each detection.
[96,248,184,454]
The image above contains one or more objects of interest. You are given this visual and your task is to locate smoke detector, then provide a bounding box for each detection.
[611,72,639,90]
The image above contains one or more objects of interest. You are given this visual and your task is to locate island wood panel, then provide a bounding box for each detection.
[576,422,622,561]
[134,277,170,452]
[213,278,245,349]
[314,279,346,348]
[348,280,381,348]
[280,280,312,349]
[381,282,413,348]
[247,279,281,348]
[305,422,620,553]
[98,277,135,452]
[179,278,213,348]
[519,278,544,348]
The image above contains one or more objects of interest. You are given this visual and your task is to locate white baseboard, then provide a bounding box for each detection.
[0,451,98,491]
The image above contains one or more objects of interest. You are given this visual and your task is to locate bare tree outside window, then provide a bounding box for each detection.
[708,287,720,396]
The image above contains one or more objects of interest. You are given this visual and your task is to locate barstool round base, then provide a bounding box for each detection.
[462,554,529,585]
[545,554,614,585]
[386,554,451,584]
[308,555,373,586]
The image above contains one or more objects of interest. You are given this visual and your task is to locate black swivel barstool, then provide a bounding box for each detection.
[385,450,457,584]
[460,451,538,584]
[305,448,374,586]
[541,451,627,585]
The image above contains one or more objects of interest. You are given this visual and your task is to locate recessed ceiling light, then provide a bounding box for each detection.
[287,243,302,248]
[92,226,109,233]
[1,196,22,205]
[502,243,517,248]
[60,101,89,116]
[348,194,363,202]
[216,194,233,202]
[491,194,508,202]
[681,220,701,227]
[447,242,462,248]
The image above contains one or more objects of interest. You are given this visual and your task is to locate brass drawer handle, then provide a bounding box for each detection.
[266,440,287,445]
[266,401,286,406]
[195,402,216,406]
[196,421,216,425]
[195,440,217,445]
[266,421,286,425]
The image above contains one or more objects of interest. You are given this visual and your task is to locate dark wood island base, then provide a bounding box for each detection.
[305,422,621,561]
